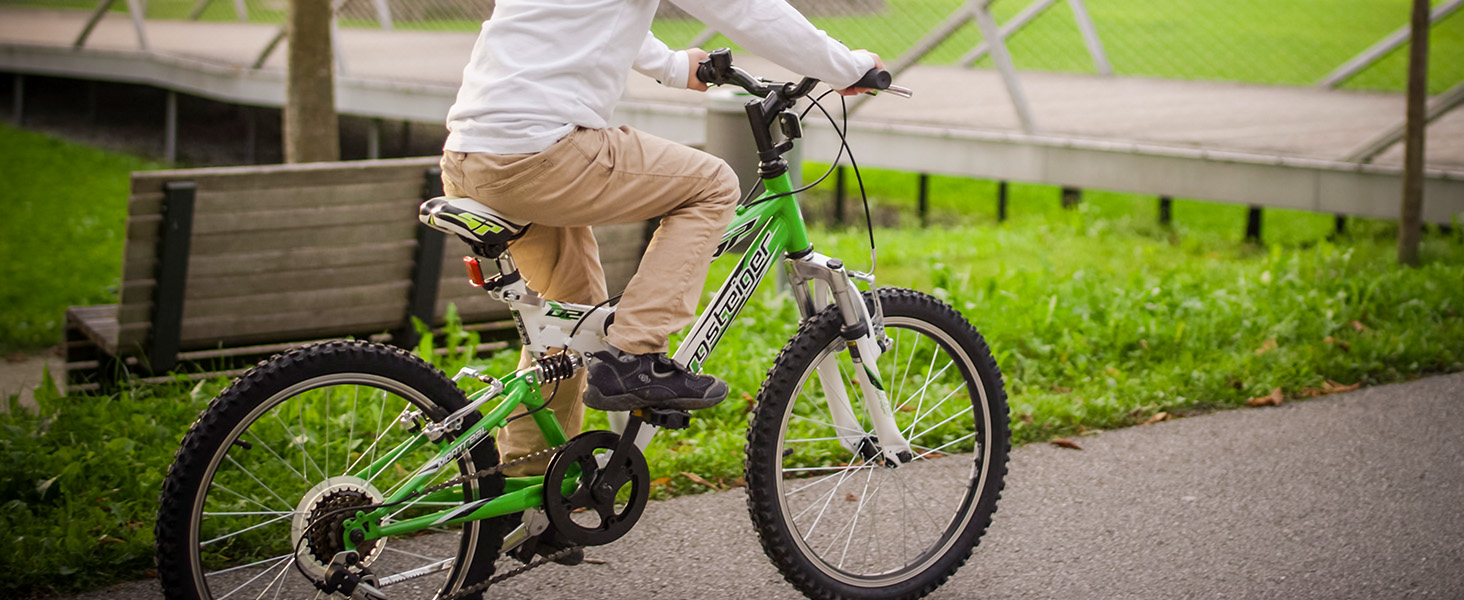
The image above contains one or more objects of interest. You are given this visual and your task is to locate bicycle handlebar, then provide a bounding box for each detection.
[695,48,912,100]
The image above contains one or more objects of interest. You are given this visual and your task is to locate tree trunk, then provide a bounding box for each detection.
[1398,0,1429,266]
[284,0,339,163]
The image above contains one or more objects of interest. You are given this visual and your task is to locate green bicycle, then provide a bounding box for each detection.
[155,50,1009,600]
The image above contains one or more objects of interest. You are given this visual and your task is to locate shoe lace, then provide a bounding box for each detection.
[650,354,694,377]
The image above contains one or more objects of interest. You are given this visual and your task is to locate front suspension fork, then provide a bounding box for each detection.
[786,253,911,465]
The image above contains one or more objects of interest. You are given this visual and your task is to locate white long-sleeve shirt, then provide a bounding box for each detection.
[445,0,876,155]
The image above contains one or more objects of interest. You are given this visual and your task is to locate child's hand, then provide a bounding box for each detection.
[838,50,884,96]
[686,48,710,91]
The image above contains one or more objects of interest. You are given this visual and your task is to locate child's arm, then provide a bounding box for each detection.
[634,32,707,91]
[667,0,876,91]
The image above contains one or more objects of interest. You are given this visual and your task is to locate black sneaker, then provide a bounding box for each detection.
[581,348,729,411]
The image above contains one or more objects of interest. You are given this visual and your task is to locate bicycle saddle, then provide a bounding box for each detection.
[419,196,528,255]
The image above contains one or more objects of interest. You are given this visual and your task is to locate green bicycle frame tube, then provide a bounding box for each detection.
[346,170,813,545]
[345,371,570,546]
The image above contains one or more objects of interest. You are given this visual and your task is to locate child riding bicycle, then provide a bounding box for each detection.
[442,0,885,477]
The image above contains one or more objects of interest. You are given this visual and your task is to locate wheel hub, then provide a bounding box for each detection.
[290,477,386,578]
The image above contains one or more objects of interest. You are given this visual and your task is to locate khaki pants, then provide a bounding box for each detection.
[441,126,739,474]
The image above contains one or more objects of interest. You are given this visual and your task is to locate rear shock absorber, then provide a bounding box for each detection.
[533,352,581,385]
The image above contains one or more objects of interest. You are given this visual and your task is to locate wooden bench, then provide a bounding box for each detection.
[64,157,649,392]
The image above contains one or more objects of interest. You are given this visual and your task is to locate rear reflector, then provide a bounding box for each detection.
[464,257,486,287]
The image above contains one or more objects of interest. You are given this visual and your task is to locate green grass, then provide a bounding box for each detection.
[0,124,161,354]
[2,117,1463,595]
[20,0,1460,93]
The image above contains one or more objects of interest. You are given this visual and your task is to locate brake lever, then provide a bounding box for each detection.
[867,85,914,99]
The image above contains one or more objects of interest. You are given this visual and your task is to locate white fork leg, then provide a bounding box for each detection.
[842,278,911,464]
[812,355,865,454]
[848,333,911,464]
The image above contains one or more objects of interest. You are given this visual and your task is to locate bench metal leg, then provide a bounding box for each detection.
[164,90,177,163]
[11,73,21,126]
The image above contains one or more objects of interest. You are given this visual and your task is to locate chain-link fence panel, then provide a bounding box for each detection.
[5,0,1459,92]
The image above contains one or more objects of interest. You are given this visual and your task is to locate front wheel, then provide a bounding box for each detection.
[745,288,1010,600]
[155,340,505,600]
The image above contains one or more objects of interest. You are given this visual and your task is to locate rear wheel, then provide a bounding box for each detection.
[745,288,1009,599]
[155,340,506,600]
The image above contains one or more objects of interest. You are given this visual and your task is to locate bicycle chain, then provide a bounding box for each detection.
[441,545,583,600]
[413,440,579,600]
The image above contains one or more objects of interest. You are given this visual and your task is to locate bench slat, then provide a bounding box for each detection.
[123,240,417,281]
[130,158,438,195]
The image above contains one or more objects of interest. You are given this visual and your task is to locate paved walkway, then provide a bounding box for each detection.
[56,372,1464,599]
[3,6,1461,170]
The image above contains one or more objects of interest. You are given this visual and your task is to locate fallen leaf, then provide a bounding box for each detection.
[143,569,158,579]
[97,536,125,546]
[1255,339,1277,356]
[1139,339,1150,350]
[650,476,671,487]
[729,478,746,488]
[898,403,917,412]
[740,392,753,402]
[5,351,27,363]
[1246,387,1284,407]
[1299,380,1362,398]
[1105,366,1120,376]
[1050,386,1073,394]
[1050,439,1083,450]
[1323,336,1351,352]
[1142,412,1170,425]
[845,492,859,502]
[925,452,946,459]
[1018,413,1034,425]
[1350,320,1369,332]
[680,471,720,490]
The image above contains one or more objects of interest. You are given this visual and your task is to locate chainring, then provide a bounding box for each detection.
[542,430,649,546]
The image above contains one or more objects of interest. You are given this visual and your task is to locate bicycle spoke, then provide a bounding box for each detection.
[347,403,410,476]
[201,513,292,547]
[242,434,311,486]
[908,408,970,445]
[800,455,869,540]
[210,481,290,515]
[904,383,962,439]
[224,454,296,512]
[250,556,296,600]
[203,510,299,517]
[789,412,865,438]
[203,553,294,579]
[213,555,292,600]
[834,463,878,568]
[382,546,447,566]
[271,410,326,482]
[913,431,978,460]
[345,385,359,479]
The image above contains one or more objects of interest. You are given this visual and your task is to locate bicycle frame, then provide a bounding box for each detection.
[343,110,913,554]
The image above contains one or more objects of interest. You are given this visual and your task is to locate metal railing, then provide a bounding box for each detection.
[23,0,1460,95]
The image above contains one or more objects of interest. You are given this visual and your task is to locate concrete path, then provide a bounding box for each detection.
[55,372,1464,599]
[0,352,60,412]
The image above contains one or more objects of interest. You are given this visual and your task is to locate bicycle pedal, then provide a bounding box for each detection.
[631,408,692,430]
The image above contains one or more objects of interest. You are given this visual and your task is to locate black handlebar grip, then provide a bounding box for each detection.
[698,47,733,85]
[850,68,892,90]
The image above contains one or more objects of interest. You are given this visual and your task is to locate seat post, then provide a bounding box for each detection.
[494,250,519,279]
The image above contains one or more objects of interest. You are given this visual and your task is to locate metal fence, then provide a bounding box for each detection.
[8,0,1463,93]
